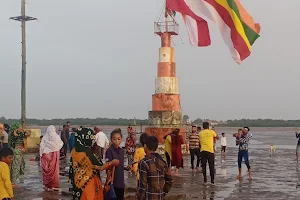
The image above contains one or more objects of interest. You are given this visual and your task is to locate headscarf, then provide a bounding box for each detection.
[70,127,103,200]
[40,125,63,156]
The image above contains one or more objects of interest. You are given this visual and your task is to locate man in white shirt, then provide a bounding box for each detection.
[94,127,109,160]
[221,133,227,162]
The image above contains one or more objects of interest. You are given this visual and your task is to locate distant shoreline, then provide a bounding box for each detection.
[1,117,300,127]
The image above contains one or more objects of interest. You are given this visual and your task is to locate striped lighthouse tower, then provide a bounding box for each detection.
[145,20,185,143]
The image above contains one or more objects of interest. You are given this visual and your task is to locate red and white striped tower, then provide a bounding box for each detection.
[145,17,185,143]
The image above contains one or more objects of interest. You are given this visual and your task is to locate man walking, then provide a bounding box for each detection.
[199,122,218,185]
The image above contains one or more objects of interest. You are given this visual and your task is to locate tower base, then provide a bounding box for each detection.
[145,127,186,144]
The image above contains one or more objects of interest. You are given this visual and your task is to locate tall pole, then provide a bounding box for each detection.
[21,0,26,128]
[10,0,37,128]
[9,0,37,128]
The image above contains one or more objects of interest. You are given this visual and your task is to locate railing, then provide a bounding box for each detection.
[154,21,179,35]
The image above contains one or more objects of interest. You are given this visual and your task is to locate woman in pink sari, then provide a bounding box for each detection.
[40,125,63,191]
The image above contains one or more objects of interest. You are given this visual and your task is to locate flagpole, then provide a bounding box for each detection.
[165,0,168,33]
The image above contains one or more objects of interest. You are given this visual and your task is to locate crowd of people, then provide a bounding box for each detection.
[0,121,255,200]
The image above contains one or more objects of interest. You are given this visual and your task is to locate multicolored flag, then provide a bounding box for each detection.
[167,0,261,63]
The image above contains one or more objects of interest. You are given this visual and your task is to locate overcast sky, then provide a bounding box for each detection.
[0,0,299,121]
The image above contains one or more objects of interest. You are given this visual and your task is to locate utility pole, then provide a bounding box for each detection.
[10,0,37,128]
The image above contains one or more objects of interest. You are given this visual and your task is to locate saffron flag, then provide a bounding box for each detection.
[167,0,261,63]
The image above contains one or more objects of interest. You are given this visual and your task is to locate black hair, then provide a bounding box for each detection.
[140,133,148,146]
[238,128,242,131]
[203,122,210,129]
[0,147,14,159]
[110,128,123,139]
[4,124,10,131]
[63,125,67,128]
[173,129,180,137]
[197,126,201,131]
[222,132,225,135]
[67,121,71,124]
[145,136,158,151]
[244,127,250,131]
[192,125,197,127]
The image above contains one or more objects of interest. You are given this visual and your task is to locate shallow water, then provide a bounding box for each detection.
[14,128,300,200]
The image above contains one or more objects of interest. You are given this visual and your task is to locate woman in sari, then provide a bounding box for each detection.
[171,129,184,176]
[70,127,119,200]
[40,125,64,191]
[9,122,31,184]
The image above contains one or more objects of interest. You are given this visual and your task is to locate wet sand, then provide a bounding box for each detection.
[14,129,300,199]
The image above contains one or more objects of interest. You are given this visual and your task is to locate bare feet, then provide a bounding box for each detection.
[12,184,21,188]
[236,175,243,179]
[248,176,253,180]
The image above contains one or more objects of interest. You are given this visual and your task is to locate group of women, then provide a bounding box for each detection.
[164,128,184,176]
[39,125,123,200]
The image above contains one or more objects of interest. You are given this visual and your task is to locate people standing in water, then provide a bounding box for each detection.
[199,122,218,185]
[295,132,300,161]
[9,123,30,185]
[125,126,136,166]
[70,127,120,200]
[136,136,173,200]
[106,128,131,200]
[188,125,201,173]
[163,132,172,169]
[132,133,147,184]
[40,125,64,191]
[171,129,184,176]
[236,127,252,180]
[220,133,227,162]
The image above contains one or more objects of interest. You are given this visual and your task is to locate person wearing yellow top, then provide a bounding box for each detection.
[0,147,14,200]
[132,133,147,184]
[163,134,172,169]
[199,122,218,185]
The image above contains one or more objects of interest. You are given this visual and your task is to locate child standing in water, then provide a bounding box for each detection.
[106,128,131,200]
[0,148,14,200]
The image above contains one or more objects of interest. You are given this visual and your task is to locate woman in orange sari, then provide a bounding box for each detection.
[69,127,119,200]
